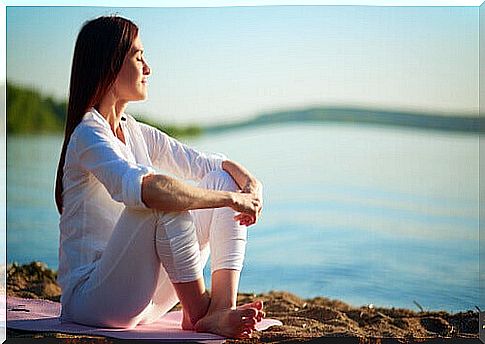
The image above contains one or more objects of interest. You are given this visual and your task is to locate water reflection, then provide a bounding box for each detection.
[7,123,479,311]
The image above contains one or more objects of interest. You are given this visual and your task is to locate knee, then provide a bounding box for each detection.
[200,170,239,192]
[155,210,194,236]
[154,211,202,283]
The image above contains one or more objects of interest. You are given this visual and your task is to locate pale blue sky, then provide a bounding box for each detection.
[6,5,479,125]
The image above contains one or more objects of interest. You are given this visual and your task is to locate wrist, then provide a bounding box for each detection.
[224,191,236,207]
[244,178,260,192]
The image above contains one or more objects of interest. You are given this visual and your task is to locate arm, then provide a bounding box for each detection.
[76,122,261,217]
[221,159,261,193]
[222,159,263,226]
[141,173,261,217]
[75,123,155,208]
[139,123,225,180]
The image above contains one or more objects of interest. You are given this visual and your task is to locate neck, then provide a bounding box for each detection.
[96,93,128,133]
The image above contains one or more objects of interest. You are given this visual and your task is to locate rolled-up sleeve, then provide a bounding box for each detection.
[139,122,226,181]
[73,124,155,208]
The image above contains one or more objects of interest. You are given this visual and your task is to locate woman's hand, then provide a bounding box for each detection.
[221,160,263,227]
[232,179,263,227]
[230,191,262,227]
[243,179,263,217]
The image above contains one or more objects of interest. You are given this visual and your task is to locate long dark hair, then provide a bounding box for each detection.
[55,16,139,214]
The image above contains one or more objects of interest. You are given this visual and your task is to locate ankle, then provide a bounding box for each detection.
[207,300,236,313]
[185,291,211,325]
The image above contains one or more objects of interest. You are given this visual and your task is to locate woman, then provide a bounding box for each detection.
[54,15,264,339]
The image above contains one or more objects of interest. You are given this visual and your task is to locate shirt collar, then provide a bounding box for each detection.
[88,107,127,129]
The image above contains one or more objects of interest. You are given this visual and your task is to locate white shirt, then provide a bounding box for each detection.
[58,108,225,306]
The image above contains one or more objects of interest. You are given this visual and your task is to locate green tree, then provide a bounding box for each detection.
[7,82,64,134]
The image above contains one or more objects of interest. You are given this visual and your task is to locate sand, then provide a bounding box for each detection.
[5,262,480,343]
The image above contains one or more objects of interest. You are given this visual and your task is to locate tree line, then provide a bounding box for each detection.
[6,82,201,138]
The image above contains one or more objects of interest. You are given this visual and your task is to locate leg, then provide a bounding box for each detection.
[190,171,264,337]
[65,207,209,328]
[127,171,252,330]
[144,170,246,329]
[138,210,211,327]
[65,207,169,328]
[195,269,263,338]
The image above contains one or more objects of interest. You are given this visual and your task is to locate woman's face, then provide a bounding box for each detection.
[113,35,151,102]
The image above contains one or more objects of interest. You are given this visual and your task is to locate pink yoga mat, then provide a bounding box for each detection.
[7,296,282,342]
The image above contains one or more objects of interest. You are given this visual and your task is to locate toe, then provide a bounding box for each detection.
[244,317,257,327]
[256,309,265,322]
[243,328,253,336]
[241,308,258,319]
[238,331,251,339]
[239,300,263,311]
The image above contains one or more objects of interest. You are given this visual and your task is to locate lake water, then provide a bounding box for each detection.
[7,123,479,312]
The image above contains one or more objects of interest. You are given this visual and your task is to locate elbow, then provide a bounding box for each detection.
[141,173,188,212]
[141,173,157,209]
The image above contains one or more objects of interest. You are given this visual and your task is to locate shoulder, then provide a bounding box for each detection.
[124,113,152,130]
[125,113,168,138]
[71,110,113,148]
[122,112,151,133]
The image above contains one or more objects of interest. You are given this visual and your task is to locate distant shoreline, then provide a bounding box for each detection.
[7,82,481,136]
[202,106,481,135]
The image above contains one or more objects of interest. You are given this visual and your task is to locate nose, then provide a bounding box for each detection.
[143,59,151,76]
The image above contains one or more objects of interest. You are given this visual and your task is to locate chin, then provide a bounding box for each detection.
[135,92,148,101]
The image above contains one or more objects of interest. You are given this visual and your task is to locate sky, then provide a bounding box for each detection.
[4,2,481,125]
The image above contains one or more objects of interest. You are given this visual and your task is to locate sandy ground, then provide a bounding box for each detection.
[5,262,480,343]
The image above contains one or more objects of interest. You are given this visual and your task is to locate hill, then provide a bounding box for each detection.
[203,107,481,134]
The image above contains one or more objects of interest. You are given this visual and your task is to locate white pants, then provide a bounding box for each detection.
[65,170,247,328]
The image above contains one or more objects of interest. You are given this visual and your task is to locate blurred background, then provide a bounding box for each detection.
[5,5,480,312]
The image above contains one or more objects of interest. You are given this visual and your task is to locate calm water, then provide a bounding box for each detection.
[7,123,479,312]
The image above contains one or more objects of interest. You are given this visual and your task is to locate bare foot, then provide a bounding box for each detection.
[194,307,259,339]
[181,310,195,331]
[238,300,265,322]
[181,293,210,331]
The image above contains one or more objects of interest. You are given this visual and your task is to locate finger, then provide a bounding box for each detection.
[236,213,246,221]
[234,214,244,221]
[243,217,254,226]
[240,217,251,226]
[235,213,252,222]
[240,213,254,221]
[239,213,256,226]
[246,217,255,226]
